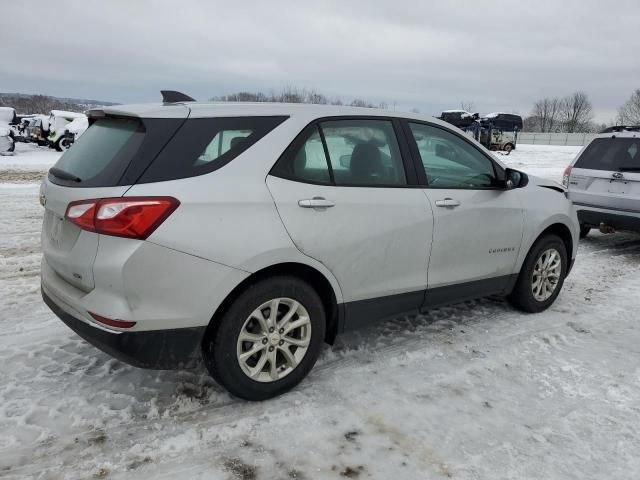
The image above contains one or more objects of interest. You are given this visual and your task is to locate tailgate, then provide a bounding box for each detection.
[570,168,640,211]
[40,106,189,292]
[41,179,129,292]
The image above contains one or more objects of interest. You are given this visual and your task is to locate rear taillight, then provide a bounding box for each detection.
[562,166,572,187]
[65,196,179,240]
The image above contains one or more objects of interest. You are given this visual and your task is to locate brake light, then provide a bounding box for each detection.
[65,196,179,239]
[89,312,136,329]
[562,167,572,187]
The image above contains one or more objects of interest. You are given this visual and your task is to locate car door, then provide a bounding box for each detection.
[403,121,524,304]
[267,118,433,327]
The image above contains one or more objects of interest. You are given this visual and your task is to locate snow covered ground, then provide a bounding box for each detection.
[1,143,639,479]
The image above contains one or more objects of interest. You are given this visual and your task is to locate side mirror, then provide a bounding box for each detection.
[503,168,527,189]
[339,154,351,169]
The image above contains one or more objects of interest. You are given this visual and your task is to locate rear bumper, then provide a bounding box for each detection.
[574,203,640,233]
[42,287,205,369]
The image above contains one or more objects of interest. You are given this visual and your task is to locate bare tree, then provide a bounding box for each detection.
[522,115,540,132]
[618,89,640,125]
[349,98,376,108]
[460,100,475,112]
[559,91,593,133]
[531,97,561,132]
[211,88,381,110]
[0,94,86,114]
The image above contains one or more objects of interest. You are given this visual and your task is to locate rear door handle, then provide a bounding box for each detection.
[298,197,335,208]
[434,198,461,208]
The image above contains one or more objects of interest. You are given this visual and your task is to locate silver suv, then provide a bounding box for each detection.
[564,126,640,237]
[40,94,579,400]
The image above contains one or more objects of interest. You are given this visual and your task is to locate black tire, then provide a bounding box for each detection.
[8,132,15,152]
[202,276,326,401]
[54,138,64,152]
[503,143,514,153]
[579,225,591,239]
[508,234,568,313]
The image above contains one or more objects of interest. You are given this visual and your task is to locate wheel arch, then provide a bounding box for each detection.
[204,262,342,348]
[529,222,574,272]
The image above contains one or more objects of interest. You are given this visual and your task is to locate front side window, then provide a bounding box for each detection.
[409,122,497,189]
[320,119,406,186]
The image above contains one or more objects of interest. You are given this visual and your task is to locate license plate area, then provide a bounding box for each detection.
[607,180,628,195]
[48,213,65,246]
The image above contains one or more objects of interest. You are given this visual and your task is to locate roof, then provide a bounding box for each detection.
[483,112,522,119]
[592,130,640,140]
[98,101,455,128]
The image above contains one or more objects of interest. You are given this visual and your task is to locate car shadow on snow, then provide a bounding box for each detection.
[47,295,514,416]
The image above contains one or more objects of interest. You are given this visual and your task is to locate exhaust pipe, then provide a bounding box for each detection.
[599,223,616,234]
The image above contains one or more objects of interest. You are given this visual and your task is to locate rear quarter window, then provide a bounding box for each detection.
[138,116,288,183]
[575,137,640,171]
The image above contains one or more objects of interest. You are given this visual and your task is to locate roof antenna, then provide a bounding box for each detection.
[161,90,196,103]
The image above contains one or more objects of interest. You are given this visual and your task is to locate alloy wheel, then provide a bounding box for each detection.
[531,248,562,301]
[236,298,312,382]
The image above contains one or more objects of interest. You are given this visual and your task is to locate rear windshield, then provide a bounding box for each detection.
[576,137,640,171]
[52,117,144,185]
[49,115,287,187]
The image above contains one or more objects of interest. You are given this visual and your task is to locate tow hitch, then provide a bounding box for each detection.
[599,223,616,234]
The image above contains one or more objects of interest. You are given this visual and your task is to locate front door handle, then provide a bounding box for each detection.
[298,197,335,209]
[434,198,461,208]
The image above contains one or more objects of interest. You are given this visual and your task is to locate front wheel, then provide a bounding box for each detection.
[202,276,326,400]
[508,234,567,313]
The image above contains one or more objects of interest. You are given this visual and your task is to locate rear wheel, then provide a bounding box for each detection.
[579,225,591,239]
[503,143,514,153]
[202,276,325,400]
[508,234,567,313]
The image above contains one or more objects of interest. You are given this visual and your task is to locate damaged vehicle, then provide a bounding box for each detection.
[564,126,640,237]
[0,107,17,154]
[40,93,579,400]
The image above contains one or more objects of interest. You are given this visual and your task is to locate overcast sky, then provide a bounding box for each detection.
[2,0,638,122]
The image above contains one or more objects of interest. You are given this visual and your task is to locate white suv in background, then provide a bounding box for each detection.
[40,94,579,400]
[564,126,640,237]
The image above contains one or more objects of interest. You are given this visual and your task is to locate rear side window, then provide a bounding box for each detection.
[139,116,288,183]
[271,118,407,187]
[322,119,406,186]
[575,138,640,171]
